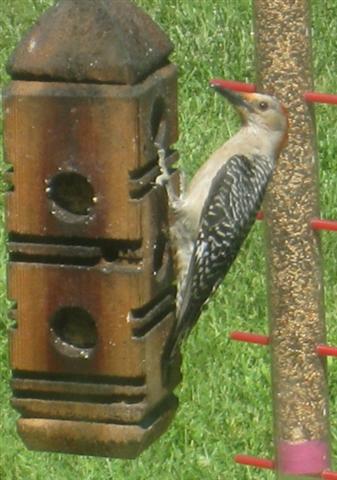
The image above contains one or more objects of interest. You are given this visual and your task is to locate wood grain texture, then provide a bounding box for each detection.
[4,0,180,458]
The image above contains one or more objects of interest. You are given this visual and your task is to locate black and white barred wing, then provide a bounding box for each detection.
[170,154,273,356]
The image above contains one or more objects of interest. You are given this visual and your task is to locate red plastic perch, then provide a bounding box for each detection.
[316,344,337,357]
[209,79,337,106]
[229,331,270,346]
[311,218,337,232]
[322,471,337,480]
[304,91,337,105]
[234,454,275,470]
[209,79,257,93]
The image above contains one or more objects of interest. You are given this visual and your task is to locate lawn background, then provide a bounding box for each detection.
[2,1,337,479]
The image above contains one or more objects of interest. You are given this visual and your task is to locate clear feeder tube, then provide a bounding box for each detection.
[253,0,331,478]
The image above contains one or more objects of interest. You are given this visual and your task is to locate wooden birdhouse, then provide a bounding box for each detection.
[3,0,180,458]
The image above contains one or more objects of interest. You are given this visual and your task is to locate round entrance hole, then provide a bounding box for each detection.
[47,172,95,216]
[50,306,97,357]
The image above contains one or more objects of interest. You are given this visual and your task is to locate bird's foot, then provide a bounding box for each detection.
[155,145,170,187]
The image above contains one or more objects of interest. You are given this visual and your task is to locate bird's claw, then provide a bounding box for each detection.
[155,146,170,186]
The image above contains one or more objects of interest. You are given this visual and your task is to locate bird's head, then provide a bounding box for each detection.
[210,79,288,143]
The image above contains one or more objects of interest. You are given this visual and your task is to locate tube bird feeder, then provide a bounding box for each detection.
[254,0,330,477]
[3,0,181,458]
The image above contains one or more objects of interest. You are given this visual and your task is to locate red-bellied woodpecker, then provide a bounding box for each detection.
[157,80,288,359]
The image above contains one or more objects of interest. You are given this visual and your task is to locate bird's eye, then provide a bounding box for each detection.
[258,101,269,111]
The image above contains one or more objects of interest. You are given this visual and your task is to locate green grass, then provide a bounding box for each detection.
[2,1,337,479]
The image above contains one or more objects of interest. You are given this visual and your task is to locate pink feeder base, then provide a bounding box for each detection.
[278,440,330,476]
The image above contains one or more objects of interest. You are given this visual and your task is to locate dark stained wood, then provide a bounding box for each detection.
[17,404,178,458]
[4,65,178,240]
[4,0,181,458]
[7,0,173,85]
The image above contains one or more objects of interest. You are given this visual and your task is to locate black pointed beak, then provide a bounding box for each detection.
[209,79,254,110]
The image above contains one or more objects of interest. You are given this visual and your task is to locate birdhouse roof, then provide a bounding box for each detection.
[7,0,173,85]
